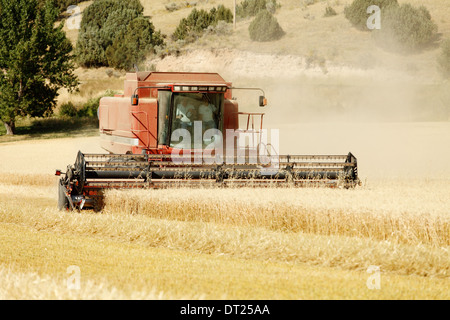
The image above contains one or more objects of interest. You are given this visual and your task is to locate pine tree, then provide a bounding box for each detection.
[75,0,161,68]
[106,17,164,70]
[0,0,78,135]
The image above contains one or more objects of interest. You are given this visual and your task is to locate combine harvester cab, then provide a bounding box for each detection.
[56,72,360,210]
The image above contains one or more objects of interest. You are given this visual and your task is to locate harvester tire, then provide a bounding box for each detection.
[58,180,70,211]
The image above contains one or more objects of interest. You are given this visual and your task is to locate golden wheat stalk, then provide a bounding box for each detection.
[102,182,450,247]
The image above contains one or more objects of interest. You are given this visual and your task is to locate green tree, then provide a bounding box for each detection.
[100,9,141,47]
[0,0,78,135]
[38,0,84,13]
[79,0,143,29]
[106,17,164,70]
[74,26,108,67]
[75,0,162,68]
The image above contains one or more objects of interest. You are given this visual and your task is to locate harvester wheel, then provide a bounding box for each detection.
[57,180,70,211]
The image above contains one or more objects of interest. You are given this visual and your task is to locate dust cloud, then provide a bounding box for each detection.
[151,48,450,180]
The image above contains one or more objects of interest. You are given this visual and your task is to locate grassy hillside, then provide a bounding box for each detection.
[53,0,450,123]
[62,0,450,76]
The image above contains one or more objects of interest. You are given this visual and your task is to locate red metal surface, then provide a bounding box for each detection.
[99,72,241,155]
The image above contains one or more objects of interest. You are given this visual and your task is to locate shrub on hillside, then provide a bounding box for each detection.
[324,6,337,17]
[438,39,450,79]
[165,2,182,12]
[344,0,398,31]
[211,5,234,24]
[248,10,284,42]
[204,20,233,37]
[59,90,119,119]
[77,90,118,118]
[59,102,77,118]
[172,5,233,42]
[76,97,100,118]
[372,4,438,52]
[236,0,280,18]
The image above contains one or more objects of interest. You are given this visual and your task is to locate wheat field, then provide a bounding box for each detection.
[0,130,449,299]
[1,0,450,300]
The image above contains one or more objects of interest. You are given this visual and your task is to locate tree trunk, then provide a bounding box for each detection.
[4,121,15,135]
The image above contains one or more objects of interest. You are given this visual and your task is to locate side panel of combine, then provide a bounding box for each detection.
[99,96,136,154]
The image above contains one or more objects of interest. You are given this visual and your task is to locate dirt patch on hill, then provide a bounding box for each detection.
[148,48,387,80]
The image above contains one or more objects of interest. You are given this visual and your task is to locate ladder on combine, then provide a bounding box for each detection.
[131,110,150,149]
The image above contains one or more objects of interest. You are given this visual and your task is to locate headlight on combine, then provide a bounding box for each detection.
[172,85,228,92]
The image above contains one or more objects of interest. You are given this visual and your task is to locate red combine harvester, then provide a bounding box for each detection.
[57,71,360,210]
